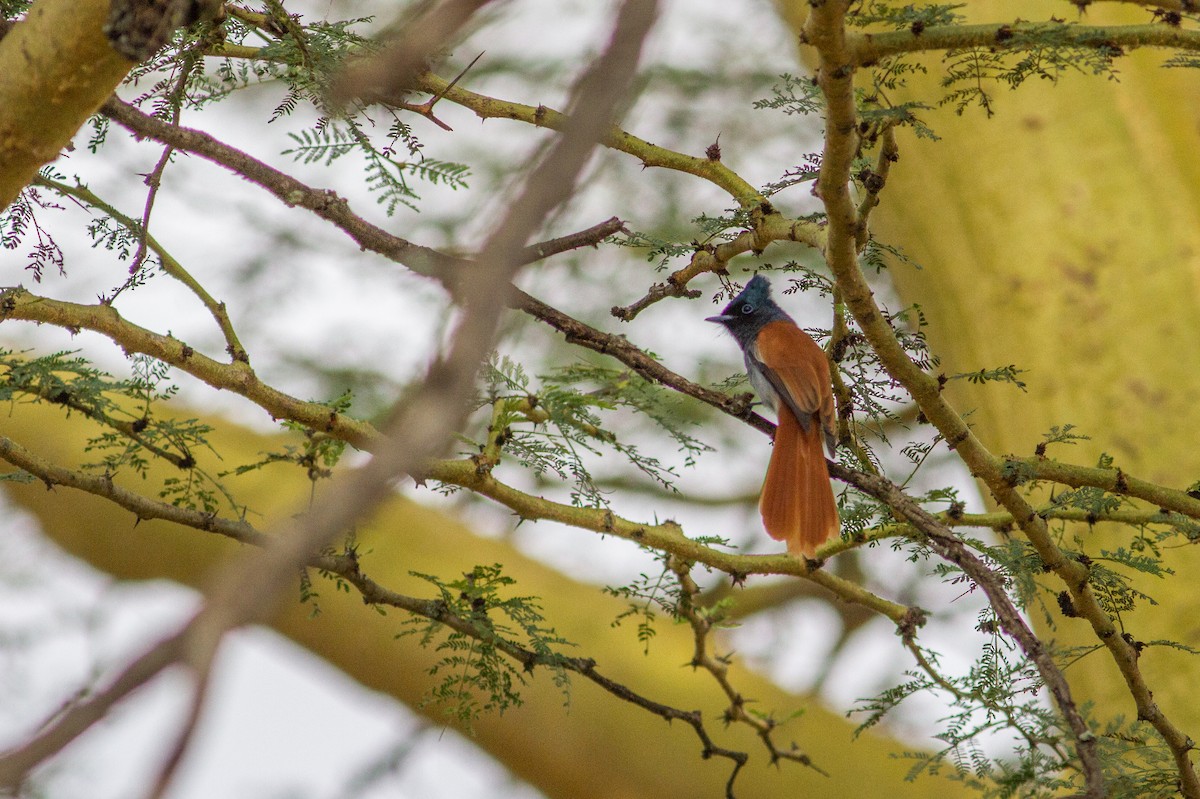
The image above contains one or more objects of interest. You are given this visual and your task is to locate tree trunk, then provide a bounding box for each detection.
[0,0,132,208]
[861,4,1200,729]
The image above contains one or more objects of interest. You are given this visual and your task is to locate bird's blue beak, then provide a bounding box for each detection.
[705,314,734,324]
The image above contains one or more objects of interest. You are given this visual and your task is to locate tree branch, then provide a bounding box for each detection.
[0,0,132,208]
[805,3,1112,795]
[610,212,827,322]
[849,20,1200,66]
[408,71,769,209]
[671,557,825,776]
[33,175,248,363]
[0,3,661,788]
[1013,456,1200,518]
[423,457,914,624]
[0,287,381,449]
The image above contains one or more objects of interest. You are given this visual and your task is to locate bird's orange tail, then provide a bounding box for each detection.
[759,408,839,557]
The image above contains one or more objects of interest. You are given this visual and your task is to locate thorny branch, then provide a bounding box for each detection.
[843,466,1105,790]
[32,174,248,362]
[847,20,1200,66]
[4,0,1200,794]
[97,97,631,296]
[1,0,663,793]
[806,2,1198,796]
[0,431,752,795]
[669,557,825,775]
[610,211,826,321]
[807,0,1116,792]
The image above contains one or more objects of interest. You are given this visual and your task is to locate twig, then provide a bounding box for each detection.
[0,435,270,548]
[521,216,626,261]
[424,457,915,623]
[394,51,485,131]
[670,557,826,776]
[409,71,769,209]
[0,631,185,789]
[610,212,827,322]
[513,287,774,435]
[121,52,199,294]
[329,0,496,108]
[4,373,195,469]
[853,125,897,249]
[33,175,248,363]
[144,666,212,799]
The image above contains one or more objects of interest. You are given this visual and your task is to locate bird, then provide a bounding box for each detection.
[705,275,840,557]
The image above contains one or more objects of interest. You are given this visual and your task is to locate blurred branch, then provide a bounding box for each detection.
[0,2,660,790]
[330,0,496,108]
[0,629,185,789]
[701,570,873,627]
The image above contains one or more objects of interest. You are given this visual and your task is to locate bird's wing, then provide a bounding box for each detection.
[749,320,835,442]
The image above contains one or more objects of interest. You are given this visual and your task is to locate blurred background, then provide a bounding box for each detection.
[12,0,1197,796]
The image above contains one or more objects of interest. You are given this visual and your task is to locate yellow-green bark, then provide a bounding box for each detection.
[853,3,1200,729]
[0,0,132,208]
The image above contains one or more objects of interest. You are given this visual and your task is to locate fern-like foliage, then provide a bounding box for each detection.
[603,555,684,654]
[761,152,823,198]
[753,72,825,117]
[283,122,470,215]
[0,349,247,514]
[399,564,574,726]
[947,365,1028,391]
[615,206,756,271]
[466,356,710,507]
[225,391,353,484]
[855,629,1080,796]
[0,0,32,18]
[846,2,967,30]
[1,182,66,283]
[939,25,1122,118]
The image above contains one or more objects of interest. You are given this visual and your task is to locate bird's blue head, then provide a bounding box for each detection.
[705,275,789,347]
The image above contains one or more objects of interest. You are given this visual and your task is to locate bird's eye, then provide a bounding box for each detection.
[740,303,754,315]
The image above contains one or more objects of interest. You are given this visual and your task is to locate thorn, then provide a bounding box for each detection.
[407,51,486,131]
